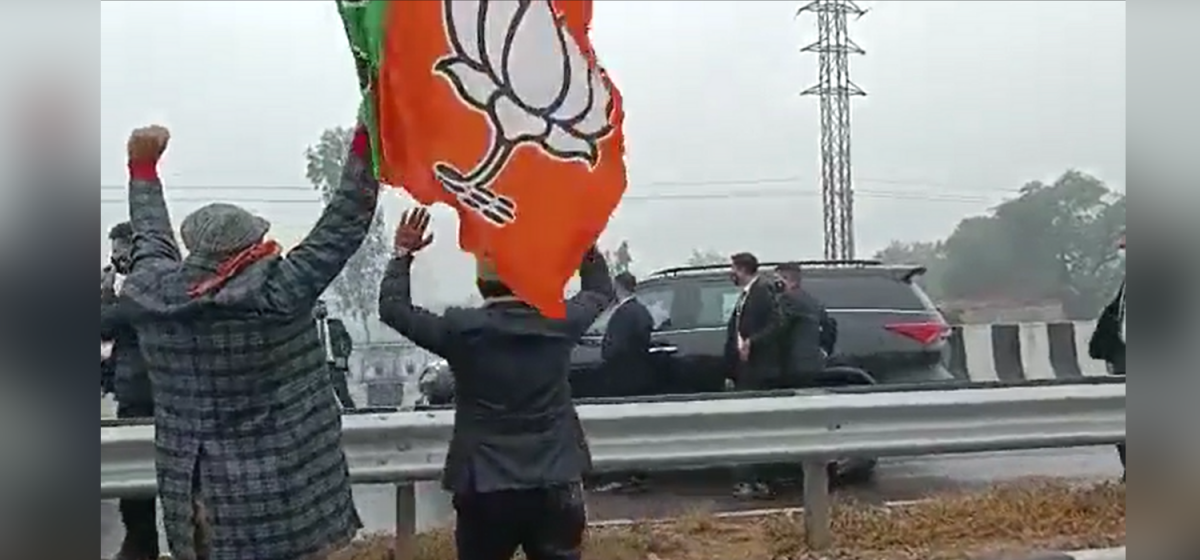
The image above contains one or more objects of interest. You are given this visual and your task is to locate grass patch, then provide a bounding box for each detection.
[327,479,1126,560]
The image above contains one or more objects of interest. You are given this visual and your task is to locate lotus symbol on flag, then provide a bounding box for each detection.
[433,0,616,227]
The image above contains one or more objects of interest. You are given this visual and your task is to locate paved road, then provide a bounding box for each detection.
[100,445,1122,556]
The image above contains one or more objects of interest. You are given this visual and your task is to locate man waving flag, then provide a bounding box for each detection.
[337,0,628,318]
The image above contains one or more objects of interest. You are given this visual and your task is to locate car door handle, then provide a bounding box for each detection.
[649,346,678,354]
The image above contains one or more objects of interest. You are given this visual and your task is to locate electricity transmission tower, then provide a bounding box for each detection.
[798,0,867,260]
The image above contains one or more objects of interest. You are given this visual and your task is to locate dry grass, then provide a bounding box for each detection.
[327,479,1125,560]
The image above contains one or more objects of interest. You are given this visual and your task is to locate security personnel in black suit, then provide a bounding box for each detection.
[601,272,655,397]
[315,300,358,409]
[378,208,615,560]
[1089,233,1125,476]
[1089,281,1126,375]
[725,252,783,390]
[774,262,839,385]
[725,252,784,498]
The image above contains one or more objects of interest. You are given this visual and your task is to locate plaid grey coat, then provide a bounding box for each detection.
[120,151,379,560]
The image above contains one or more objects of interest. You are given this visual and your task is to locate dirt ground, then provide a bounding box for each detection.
[328,479,1125,560]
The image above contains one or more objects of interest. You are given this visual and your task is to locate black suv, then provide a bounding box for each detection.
[568,260,953,397]
[418,259,953,403]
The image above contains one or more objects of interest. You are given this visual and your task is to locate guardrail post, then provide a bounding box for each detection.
[394,482,417,560]
[801,460,832,550]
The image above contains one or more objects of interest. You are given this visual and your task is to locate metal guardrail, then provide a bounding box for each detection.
[100,382,1125,553]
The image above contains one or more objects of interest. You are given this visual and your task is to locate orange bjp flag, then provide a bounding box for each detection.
[341,0,628,318]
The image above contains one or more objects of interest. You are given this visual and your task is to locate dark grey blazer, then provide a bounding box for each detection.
[379,249,614,494]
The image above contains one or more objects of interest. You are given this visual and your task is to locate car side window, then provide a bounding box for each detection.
[694,282,742,328]
[584,288,676,335]
[629,280,741,332]
[636,288,674,330]
[719,290,741,324]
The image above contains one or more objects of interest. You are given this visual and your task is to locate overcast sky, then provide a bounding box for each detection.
[100,1,1125,304]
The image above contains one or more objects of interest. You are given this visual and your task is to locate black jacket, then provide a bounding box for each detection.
[100,354,115,395]
[1089,281,1125,375]
[601,296,655,396]
[323,317,357,408]
[725,276,783,386]
[379,249,614,494]
[777,287,837,377]
[326,318,354,368]
[100,286,152,408]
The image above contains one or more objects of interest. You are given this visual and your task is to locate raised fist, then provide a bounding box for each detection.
[127,125,170,163]
[101,266,117,294]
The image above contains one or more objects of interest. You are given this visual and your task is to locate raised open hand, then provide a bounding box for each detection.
[394,207,434,256]
[127,125,170,163]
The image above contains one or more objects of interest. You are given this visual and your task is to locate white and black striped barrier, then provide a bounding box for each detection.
[946,320,1116,382]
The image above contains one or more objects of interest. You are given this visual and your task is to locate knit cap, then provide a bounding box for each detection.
[180,202,270,257]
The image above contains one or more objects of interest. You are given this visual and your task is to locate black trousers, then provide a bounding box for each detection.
[329,366,357,409]
[116,401,160,559]
[733,375,796,485]
[1112,372,1126,477]
[453,484,586,560]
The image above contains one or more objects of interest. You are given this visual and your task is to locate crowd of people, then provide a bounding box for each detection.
[99,123,616,560]
[587,253,842,499]
[99,122,1124,560]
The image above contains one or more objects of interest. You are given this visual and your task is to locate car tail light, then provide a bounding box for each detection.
[885,321,950,346]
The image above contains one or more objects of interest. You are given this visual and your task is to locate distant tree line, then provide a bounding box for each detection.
[873,170,1125,319]
[307,126,1122,325]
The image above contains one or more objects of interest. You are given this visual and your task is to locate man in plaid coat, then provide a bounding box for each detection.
[118,125,378,560]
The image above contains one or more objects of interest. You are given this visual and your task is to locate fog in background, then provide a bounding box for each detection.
[100,1,1126,305]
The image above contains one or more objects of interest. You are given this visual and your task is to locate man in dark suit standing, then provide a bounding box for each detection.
[379,208,614,560]
[726,252,783,390]
[725,252,783,498]
[775,263,838,386]
[1089,231,1125,477]
[601,272,655,397]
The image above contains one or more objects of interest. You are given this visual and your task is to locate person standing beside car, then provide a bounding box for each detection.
[1089,231,1125,477]
[725,252,783,390]
[601,272,655,397]
[725,252,784,499]
[774,262,838,387]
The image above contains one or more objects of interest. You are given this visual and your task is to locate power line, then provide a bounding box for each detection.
[101,187,1003,206]
[100,175,1018,208]
[97,174,1018,193]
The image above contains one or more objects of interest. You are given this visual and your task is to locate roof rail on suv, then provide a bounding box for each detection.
[650,259,886,278]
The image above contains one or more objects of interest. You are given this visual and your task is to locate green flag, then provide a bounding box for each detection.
[335,0,389,176]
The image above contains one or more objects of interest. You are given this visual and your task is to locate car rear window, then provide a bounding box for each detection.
[802,275,929,311]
